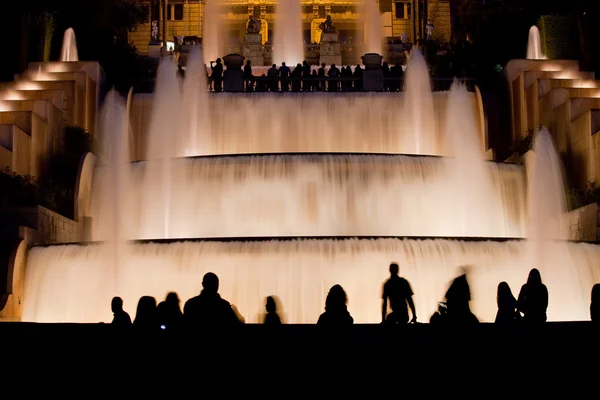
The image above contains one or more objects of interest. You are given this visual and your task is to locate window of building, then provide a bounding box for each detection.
[318,6,326,18]
[173,4,184,21]
[394,2,410,20]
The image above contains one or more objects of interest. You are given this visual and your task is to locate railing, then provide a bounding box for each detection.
[135,76,475,93]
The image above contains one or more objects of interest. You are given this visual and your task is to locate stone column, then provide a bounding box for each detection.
[223,54,245,92]
[243,33,264,66]
[361,53,384,91]
[320,32,342,66]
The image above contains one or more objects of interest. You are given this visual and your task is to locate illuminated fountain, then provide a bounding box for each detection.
[526,25,547,60]
[19,47,600,324]
[273,0,303,65]
[60,28,79,62]
[403,49,437,155]
[364,0,383,56]
[202,0,224,64]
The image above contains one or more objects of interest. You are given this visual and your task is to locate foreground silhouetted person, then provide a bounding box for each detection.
[317,284,353,325]
[495,281,519,325]
[111,297,132,327]
[592,284,600,324]
[184,272,242,328]
[134,296,159,332]
[517,268,548,324]
[382,262,417,324]
[444,269,479,326]
[264,296,282,325]
[157,292,183,332]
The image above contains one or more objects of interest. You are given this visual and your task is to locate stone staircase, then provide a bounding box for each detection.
[506,59,600,188]
[506,59,600,241]
[0,61,101,178]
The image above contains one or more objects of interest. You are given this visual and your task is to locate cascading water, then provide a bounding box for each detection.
[21,239,600,323]
[93,90,130,293]
[202,0,224,64]
[524,128,577,317]
[526,25,546,60]
[129,91,464,158]
[90,154,526,240]
[403,48,437,155]
[527,128,567,243]
[18,44,600,324]
[273,0,303,65]
[60,28,79,62]
[180,46,210,156]
[144,58,183,238]
[364,0,383,56]
[445,80,501,237]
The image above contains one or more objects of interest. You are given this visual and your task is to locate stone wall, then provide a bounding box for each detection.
[37,206,80,244]
[567,203,599,241]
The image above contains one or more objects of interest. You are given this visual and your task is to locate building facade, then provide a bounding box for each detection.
[128,0,451,58]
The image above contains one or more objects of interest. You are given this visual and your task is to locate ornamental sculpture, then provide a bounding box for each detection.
[246,15,262,34]
[319,15,336,33]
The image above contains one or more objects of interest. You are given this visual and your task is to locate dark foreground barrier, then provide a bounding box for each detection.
[2,322,597,393]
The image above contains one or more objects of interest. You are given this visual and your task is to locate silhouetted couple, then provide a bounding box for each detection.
[495,268,549,326]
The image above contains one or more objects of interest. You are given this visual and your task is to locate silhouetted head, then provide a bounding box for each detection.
[202,272,219,294]
[321,63,325,68]
[497,281,515,307]
[325,284,348,311]
[216,58,221,63]
[389,262,399,276]
[282,62,286,67]
[592,284,600,304]
[266,296,276,313]
[272,64,276,68]
[527,268,542,285]
[303,60,308,65]
[111,297,123,313]
[296,63,302,69]
[331,64,336,68]
[134,296,157,324]
[356,64,361,69]
[165,292,180,305]
[246,60,251,65]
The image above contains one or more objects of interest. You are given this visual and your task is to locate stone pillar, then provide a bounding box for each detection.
[223,53,245,92]
[243,33,264,66]
[320,32,342,66]
[361,53,384,91]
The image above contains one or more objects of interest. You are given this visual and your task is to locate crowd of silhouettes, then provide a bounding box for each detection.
[110,262,600,333]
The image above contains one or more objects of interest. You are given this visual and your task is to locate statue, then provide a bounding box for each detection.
[319,15,336,33]
[246,15,261,34]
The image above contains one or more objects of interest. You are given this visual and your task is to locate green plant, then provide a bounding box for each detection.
[0,167,39,207]
[64,125,95,155]
[509,134,533,155]
[565,181,600,211]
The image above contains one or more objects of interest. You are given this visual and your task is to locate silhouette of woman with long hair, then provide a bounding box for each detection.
[517,268,548,324]
[317,284,354,326]
[495,281,518,325]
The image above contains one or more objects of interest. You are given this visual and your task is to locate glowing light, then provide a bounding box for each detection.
[14,82,42,91]
[0,90,25,101]
[44,63,73,73]
[0,100,15,112]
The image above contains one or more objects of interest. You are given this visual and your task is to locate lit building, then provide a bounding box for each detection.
[128,0,451,61]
